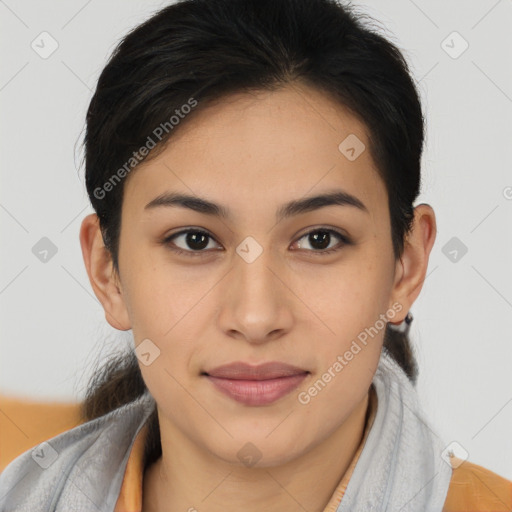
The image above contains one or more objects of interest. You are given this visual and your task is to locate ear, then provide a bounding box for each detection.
[79,213,131,331]
[388,203,437,324]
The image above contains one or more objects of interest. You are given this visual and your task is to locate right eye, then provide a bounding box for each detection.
[162,229,223,257]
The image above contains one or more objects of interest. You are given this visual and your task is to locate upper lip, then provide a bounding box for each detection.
[203,362,309,380]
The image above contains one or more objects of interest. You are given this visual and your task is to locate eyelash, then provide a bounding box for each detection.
[161,227,351,258]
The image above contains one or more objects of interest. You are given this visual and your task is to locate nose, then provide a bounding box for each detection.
[216,243,294,346]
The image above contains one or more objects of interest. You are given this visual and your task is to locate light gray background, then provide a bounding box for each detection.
[1,0,511,479]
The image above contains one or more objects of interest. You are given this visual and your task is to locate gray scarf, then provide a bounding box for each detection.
[337,350,452,511]
[0,349,452,511]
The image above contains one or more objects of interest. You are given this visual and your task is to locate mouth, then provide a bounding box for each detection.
[202,361,310,406]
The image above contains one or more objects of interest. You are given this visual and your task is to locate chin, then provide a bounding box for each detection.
[209,434,307,469]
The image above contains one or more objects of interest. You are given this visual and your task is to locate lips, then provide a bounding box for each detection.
[203,361,308,380]
[202,361,309,406]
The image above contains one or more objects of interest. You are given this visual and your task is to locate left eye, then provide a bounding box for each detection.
[293,228,349,255]
[162,228,350,257]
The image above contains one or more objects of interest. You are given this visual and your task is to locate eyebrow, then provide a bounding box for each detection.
[144,189,369,222]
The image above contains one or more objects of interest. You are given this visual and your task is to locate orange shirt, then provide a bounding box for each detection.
[2,392,510,511]
[0,394,83,473]
[444,454,512,511]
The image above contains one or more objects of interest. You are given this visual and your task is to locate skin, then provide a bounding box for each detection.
[80,82,436,512]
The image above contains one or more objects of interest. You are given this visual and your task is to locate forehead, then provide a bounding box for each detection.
[123,83,386,220]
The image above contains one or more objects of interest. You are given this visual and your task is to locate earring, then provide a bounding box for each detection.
[388,311,413,334]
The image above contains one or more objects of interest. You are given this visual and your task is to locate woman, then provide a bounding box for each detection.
[0,0,510,510]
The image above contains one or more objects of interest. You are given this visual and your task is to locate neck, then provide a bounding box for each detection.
[142,390,371,512]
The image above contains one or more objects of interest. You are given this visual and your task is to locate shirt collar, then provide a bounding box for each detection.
[114,385,377,512]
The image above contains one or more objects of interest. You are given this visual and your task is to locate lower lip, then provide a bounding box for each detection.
[205,373,309,406]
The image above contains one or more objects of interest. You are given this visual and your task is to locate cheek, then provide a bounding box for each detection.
[301,256,391,328]
[121,252,194,337]
[122,262,208,368]
[294,342,380,445]
[295,254,390,385]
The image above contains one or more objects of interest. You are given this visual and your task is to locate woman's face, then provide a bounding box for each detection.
[108,83,412,466]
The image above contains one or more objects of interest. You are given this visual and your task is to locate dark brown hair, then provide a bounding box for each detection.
[80,0,423,468]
